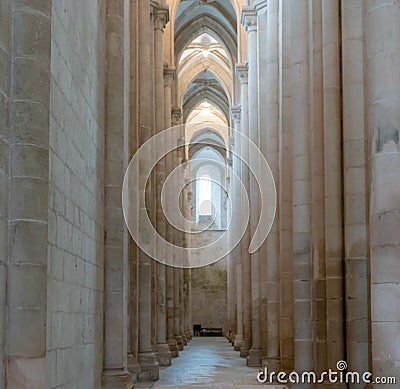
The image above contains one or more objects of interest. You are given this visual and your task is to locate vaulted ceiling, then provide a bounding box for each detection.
[172,0,237,162]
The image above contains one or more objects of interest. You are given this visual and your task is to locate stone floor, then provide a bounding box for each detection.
[136,337,284,388]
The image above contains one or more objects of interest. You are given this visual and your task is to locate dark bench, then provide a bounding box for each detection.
[200,327,223,337]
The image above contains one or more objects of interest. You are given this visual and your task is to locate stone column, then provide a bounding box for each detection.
[153,5,172,367]
[171,107,184,352]
[176,143,186,346]
[242,6,261,368]
[231,106,243,351]
[188,268,193,339]
[103,1,131,387]
[341,1,370,384]
[236,64,252,359]
[278,0,294,371]
[182,163,192,341]
[179,267,187,346]
[0,0,11,385]
[254,4,268,361]
[226,230,234,342]
[322,0,345,376]
[290,0,313,381]
[183,268,192,341]
[227,116,237,343]
[149,8,157,356]
[137,0,159,381]
[164,68,175,129]
[263,0,281,369]
[6,1,51,386]
[164,67,179,358]
[128,0,141,382]
[310,0,327,376]
[367,1,400,387]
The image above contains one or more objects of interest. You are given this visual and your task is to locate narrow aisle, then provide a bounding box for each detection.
[137,337,267,388]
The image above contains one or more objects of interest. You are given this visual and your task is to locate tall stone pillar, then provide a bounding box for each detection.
[226,233,234,342]
[183,268,192,341]
[182,164,192,341]
[367,1,400,387]
[164,67,179,358]
[137,0,159,381]
[149,8,157,356]
[226,119,236,343]
[254,3,268,361]
[310,0,327,376]
[0,0,11,385]
[6,1,51,386]
[290,0,314,382]
[103,1,131,387]
[341,1,370,384]
[322,1,345,376]
[128,0,141,382]
[236,64,252,359]
[263,0,280,370]
[153,5,172,368]
[278,0,294,371]
[179,267,187,346]
[171,107,184,352]
[242,6,261,368]
[231,106,242,350]
[177,149,186,346]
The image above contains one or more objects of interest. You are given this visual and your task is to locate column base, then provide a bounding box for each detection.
[168,338,179,358]
[127,355,141,384]
[156,343,172,366]
[185,331,191,342]
[102,368,133,389]
[262,357,281,371]
[138,351,159,381]
[240,340,251,358]
[247,348,262,367]
[234,334,243,351]
[182,332,188,346]
[175,335,184,351]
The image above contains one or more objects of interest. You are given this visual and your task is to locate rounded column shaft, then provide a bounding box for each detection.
[153,5,172,368]
[342,1,370,384]
[290,0,314,381]
[236,63,252,359]
[279,0,294,371]
[137,0,159,381]
[265,0,280,369]
[322,0,345,372]
[367,1,400,387]
[242,6,262,368]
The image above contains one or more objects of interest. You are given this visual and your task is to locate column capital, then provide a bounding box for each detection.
[153,5,169,32]
[171,106,182,126]
[164,66,176,86]
[230,105,241,124]
[235,63,248,84]
[241,6,257,32]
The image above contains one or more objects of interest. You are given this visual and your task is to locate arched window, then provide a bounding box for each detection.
[198,174,212,215]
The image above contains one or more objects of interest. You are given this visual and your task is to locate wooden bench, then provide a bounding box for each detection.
[200,327,223,337]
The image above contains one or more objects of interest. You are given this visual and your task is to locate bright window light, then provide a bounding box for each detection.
[199,174,212,215]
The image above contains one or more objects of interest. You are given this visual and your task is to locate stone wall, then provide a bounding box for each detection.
[191,259,227,333]
[0,1,11,385]
[46,1,107,388]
